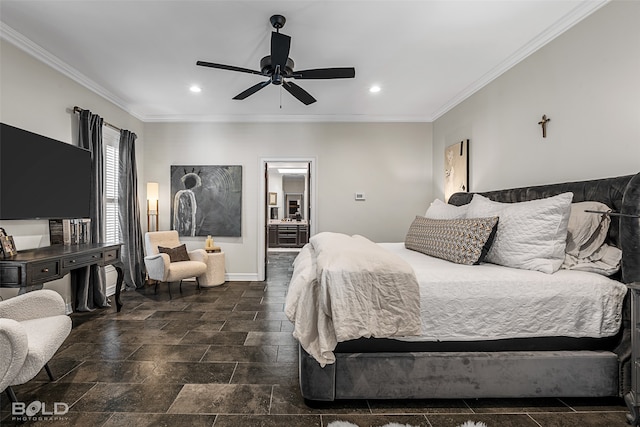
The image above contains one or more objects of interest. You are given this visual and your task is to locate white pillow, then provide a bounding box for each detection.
[425,199,469,219]
[466,192,573,273]
[565,201,611,258]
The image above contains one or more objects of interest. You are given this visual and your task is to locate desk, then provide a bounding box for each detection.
[0,243,125,312]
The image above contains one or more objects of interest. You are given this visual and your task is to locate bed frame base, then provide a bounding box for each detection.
[300,346,619,401]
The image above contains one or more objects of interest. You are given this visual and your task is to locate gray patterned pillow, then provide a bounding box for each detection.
[405,216,499,265]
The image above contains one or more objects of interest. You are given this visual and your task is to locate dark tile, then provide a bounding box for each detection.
[57,360,156,383]
[529,411,629,426]
[55,341,141,361]
[200,310,257,321]
[1,411,112,427]
[270,385,370,415]
[368,398,472,414]
[465,397,571,413]
[144,361,235,384]
[146,310,206,321]
[167,384,272,414]
[276,345,298,363]
[321,414,429,426]
[179,330,248,345]
[103,413,217,427]
[127,344,209,362]
[235,302,284,312]
[559,396,627,411]
[231,362,298,386]
[0,381,96,412]
[214,414,321,427]
[244,331,297,346]
[221,319,283,332]
[426,413,540,427]
[202,345,278,363]
[72,383,183,412]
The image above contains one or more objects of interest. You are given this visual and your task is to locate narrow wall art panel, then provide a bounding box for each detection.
[170,165,242,237]
[444,139,469,202]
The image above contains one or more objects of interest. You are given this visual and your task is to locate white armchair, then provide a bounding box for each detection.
[144,230,208,296]
[0,289,72,402]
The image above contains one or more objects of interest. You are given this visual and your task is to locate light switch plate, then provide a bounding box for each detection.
[355,192,366,201]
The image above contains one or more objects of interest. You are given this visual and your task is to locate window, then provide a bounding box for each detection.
[103,126,120,244]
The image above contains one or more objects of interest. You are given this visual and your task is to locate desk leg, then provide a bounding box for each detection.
[114,265,124,312]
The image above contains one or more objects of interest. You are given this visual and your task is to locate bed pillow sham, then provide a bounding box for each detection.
[425,198,469,219]
[405,216,499,265]
[158,244,190,262]
[562,201,622,275]
[465,192,573,273]
[565,201,611,258]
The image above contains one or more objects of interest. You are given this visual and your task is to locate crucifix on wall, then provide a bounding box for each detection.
[538,114,551,138]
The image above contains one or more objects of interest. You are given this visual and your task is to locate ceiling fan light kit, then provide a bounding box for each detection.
[196,14,356,105]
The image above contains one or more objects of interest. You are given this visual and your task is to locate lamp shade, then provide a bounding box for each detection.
[147,182,159,202]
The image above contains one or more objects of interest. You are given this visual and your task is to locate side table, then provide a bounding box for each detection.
[200,251,225,287]
[627,282,640,426]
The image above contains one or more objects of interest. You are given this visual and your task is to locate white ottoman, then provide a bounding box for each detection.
[200,251,225,287]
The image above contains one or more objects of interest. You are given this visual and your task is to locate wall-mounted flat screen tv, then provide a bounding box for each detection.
[0,123,91,220]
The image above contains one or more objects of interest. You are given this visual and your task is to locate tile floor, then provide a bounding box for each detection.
[0,252,630,426]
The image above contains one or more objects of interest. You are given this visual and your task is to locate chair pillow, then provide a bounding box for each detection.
[466,192,573,274]
[425,198,469,219]
[158,244,190,262]
[405,216,499,265]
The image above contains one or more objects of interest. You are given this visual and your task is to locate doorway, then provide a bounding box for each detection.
[259,158,316,281]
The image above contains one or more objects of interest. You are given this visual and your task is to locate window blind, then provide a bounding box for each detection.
[103,126,120,244]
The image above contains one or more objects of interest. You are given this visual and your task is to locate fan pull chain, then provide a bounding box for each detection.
[280,86,282,109]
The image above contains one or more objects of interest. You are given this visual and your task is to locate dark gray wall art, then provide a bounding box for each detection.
[170,165,242,237]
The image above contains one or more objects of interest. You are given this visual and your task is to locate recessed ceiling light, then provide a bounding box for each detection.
[369,85,381,93]
[189,85,202,93]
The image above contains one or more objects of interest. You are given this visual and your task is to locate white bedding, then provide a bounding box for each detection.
[285,233,421,366]
[380,243,628,342]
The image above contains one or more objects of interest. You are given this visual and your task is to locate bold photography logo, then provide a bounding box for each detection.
[12,400,69,420]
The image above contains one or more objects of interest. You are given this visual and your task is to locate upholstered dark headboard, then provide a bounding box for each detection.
[448,172,640,284]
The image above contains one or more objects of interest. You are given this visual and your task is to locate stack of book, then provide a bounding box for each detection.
[49,218,91,245]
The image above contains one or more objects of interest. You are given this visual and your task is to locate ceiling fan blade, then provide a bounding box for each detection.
[196,61,264,76]
[294,67,356,79]
[283,81,316,105]
[233,80,271,100]
[271,32,291,69]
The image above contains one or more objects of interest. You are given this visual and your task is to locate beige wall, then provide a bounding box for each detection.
[143,121,433,279]
[432,0,640,199]
[0,39,145,304]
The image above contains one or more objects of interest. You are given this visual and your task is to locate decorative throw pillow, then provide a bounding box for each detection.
[466,192,573,274]
[565,201,611,258]
[158,244,190,262]
[405,216,499,265]
[425,198,469,219]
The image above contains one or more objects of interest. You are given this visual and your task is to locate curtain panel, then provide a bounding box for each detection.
[118,130,146,289]
[73,109,110,311]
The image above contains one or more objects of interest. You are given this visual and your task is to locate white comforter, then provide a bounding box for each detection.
[382,243,628,342]
[285,232,421,366]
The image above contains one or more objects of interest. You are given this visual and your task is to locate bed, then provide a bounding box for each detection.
[286,172,640,402]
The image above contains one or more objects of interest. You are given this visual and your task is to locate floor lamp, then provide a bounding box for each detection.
[147,182,159,232]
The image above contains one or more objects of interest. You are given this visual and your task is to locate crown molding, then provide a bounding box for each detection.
[0,22,144,122]
[430,0,610,121]
[140,113,430,123]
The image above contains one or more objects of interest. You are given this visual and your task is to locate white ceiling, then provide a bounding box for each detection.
[0,0,608,123]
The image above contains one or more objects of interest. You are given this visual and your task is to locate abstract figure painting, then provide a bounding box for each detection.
[170,165,242,237]
[444,139,469,202]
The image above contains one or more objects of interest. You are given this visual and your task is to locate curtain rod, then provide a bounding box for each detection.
[73,106,121,133]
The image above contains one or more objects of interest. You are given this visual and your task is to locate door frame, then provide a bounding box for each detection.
[258,157,317,281]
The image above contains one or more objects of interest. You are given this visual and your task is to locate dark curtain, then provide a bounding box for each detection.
[73,109,110,311]
[118,130,146,289]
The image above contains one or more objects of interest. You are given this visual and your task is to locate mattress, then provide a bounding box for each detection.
[379,243,628,342]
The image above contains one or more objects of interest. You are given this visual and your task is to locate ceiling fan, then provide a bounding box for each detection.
[196,14,355,105]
